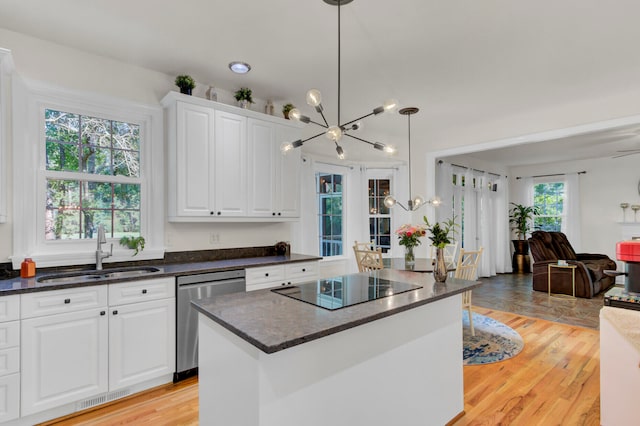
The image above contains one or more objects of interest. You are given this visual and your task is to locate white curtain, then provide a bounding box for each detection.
[495,176,512,273]
[563,172,582,252]
[436,162,510,277]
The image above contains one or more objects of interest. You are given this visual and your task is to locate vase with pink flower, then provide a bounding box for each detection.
[395,223,427,267]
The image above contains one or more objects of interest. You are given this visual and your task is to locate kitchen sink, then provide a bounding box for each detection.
[37,267,161,284]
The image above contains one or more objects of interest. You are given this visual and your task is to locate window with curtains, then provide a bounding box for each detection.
[368,178,391,253]
[533,182,565,231]
[317,173,343,256]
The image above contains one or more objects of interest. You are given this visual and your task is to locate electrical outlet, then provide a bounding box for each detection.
[209,233,220,244]
[166,232,172,247]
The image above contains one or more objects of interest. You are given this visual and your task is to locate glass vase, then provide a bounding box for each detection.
[433,247,448,283]
[404,245,415,267]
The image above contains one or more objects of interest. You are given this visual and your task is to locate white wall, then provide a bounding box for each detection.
[508,155,640,263]
[0,28,294,263]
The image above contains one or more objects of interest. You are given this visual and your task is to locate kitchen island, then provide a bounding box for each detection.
[192,269,479,426]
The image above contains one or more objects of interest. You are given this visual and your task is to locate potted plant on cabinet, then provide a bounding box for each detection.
[175,75,196,95]
[234,87,254,109]
[282,103,295,119]
[508,203,539,273]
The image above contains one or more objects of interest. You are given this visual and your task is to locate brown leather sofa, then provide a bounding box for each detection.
[528,231,616,298]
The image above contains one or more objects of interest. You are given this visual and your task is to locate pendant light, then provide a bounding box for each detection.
[280,0,398,159]
[384,107,441,211]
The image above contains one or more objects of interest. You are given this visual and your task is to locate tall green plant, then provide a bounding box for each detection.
[509,203,540,240]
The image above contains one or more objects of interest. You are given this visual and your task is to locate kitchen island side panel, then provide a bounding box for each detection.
[198,293,463,426]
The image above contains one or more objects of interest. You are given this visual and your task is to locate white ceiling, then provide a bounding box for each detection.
[2,0,640,164]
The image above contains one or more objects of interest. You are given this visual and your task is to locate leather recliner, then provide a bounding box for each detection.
[528,231,616,298]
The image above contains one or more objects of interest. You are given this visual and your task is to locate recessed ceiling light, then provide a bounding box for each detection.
[229,61,251,74]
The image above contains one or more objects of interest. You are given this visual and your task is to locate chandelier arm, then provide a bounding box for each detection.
[307,119,329,129]
[344,133,376,147]
[316,109,330,127]
[340,111,376,128]
[394,201,409,211]
[301,130,329,144]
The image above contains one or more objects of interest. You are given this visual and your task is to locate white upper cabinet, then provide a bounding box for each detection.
[248,120,301,218]
[275,124,301,218]
[174,101,215,217]
[247,118,277,217]
[214,110,247,217]
[163,92,302,222]
[0,48,13,224]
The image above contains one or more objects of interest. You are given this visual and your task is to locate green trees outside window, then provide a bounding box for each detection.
[533,182,565,232]
[44,109,141,240]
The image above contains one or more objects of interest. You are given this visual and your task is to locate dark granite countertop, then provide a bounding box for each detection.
[0,253,321,295]
[192,269,480,354]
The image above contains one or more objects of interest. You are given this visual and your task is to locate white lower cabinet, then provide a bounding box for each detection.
[21,307,109,416]
[0,294,20,423]
[108,297,175,391]
[18,277,175,423]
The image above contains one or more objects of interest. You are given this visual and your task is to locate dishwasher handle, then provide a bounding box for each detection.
[177,269,246,286]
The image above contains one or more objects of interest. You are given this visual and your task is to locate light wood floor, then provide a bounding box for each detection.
[42,307,600,426]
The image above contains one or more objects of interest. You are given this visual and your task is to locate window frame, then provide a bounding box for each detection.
[11,80,164,268]
[366,171,393,255]
[316,171,344,257]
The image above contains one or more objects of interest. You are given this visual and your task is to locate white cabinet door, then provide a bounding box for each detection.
[214,110,247,216]
[276,124,301,218]
[0,374,19,423]
[109,298,176,391]
[21,308,108,416]
[247,118,277,217]
[176,101,215,217]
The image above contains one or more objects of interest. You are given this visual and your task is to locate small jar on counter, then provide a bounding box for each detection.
[20,258,36,278]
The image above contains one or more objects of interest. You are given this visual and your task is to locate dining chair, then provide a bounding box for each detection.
[430,241,459,270]
[455,247,483,336]
[353,241,384,272]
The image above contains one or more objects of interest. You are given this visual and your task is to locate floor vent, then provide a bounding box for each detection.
[76,388,131,411]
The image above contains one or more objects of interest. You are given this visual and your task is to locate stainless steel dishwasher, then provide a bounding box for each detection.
[175,269,246,381]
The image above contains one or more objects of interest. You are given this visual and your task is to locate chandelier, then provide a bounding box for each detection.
[280,0,398,159]
[384,107,441,211]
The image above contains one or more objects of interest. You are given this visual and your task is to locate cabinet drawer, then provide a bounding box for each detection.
[0,295,20,322]
[21,286,107,319]
[245,265,285,286]
[0,347,19,376]
[285,261,319,283]
[109,278,175,306]
[0,321,19,350]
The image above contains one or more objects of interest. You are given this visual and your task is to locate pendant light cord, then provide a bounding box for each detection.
[337,0,341,126]
[407,112,412,200]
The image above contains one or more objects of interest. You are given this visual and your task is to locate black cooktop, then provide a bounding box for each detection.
[272,274,422,311]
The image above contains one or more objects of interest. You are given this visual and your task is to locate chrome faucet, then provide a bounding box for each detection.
[96,225,112,270]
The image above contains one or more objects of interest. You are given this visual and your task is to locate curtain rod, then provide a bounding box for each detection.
[515,171,586,180]
[438,160,502,178]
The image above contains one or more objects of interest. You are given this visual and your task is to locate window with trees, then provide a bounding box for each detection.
[45,109,141,240]
[533,182,565,232]
[368,178,391,253]
[317,173,343,256]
